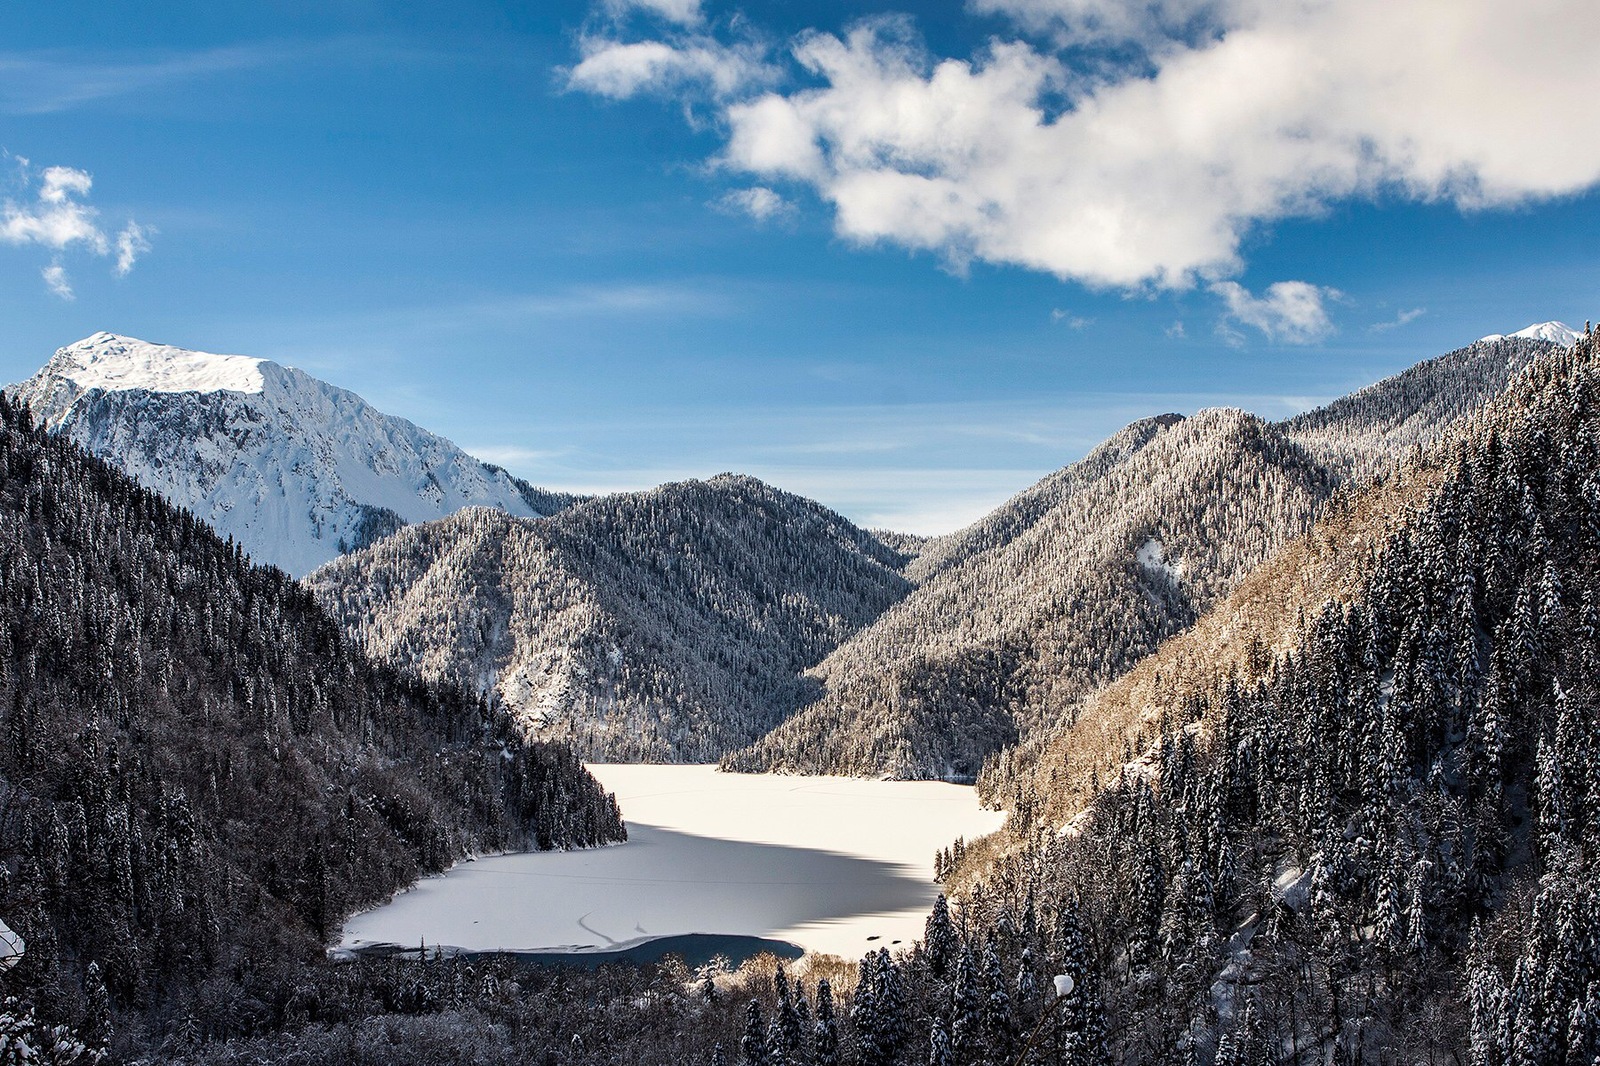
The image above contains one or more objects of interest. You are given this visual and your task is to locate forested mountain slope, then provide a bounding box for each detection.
[727,333,1562,779]
[1283,333,1552,481]
[306,475,914,761]
[10,332,575,577]
[725,410,1334,779]
[0,394,621,1052]
[957,326,1600,1064]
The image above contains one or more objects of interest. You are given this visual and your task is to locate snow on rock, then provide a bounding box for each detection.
[11,332,563,577]
[0,918,23,971]
[1272,865,1313,914]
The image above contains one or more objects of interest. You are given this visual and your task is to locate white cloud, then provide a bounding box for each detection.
[571,0,1600,291]
[0,160,151,292]
[602,0,703,26]
[968,0,1228,48]
[38,165,92,204]
[1211,280,1337,344]
[2,165,107,252]
[1050,308,1091,329]
[40,262,73,300]
[715,185,793,222]
[1369,307,1427,333]
[567,36,772,100]
[114,221,152,275]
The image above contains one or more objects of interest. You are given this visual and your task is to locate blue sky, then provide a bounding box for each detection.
[2,0,1598,532]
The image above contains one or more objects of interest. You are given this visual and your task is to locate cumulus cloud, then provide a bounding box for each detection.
[569,0,1600,292]
[2,165,107,252]
[567,36,773,100]
[40,262,73,300]
[0,158,150,294]
[715,185,793,222]
[1211,280,1337,344]
[968,0,1229,48]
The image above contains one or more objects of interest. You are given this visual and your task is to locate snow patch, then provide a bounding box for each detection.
[1136,536,1185,583]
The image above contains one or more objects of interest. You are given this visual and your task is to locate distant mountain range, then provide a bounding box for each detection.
[9,332,574,577]
[7,323,1582,771]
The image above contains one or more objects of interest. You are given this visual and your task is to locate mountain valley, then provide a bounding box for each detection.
[3,322,1597,1066]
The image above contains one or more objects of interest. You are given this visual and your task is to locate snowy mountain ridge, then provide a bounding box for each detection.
[10,332,571,577]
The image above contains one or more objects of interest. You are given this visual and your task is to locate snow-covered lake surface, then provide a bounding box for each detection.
[339,764,1006,962]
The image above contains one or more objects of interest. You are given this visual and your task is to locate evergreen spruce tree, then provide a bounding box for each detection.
[82,960,112,1051]
[927,894,957,979]
[877,947,908,1061]
[795,980,814,1066]
[952,946,982,1065]
[743,1000,769,1066]
[769,1016,790,1066]
[982,938,1017,1065]
[776,967,804,1064]
[815,979,841,1066]
[929,1016,953,1066]
[852,951,884,1066]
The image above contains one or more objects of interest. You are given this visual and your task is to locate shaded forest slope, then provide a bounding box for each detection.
[0,394,622,1048]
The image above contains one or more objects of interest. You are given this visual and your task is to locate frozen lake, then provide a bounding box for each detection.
[339,764,1005,962]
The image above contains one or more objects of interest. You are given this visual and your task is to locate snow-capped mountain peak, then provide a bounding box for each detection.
[1479,321,1582,347]
[1511,321,1582,346]
[52,331,268,395]
[11,333,572,577]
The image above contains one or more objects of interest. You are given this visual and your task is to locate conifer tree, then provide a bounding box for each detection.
[929,1016,953,1066]
[814,979,840,1066]
[927,894,957,979]
[743,1000,769,1066]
